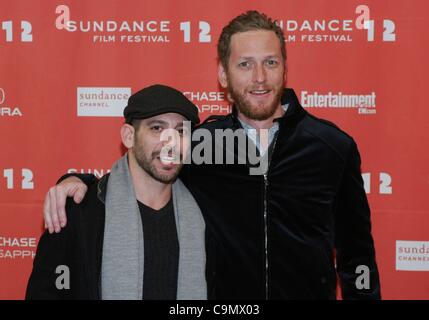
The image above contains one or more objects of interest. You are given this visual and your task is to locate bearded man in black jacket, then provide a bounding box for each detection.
[27,85,207,300]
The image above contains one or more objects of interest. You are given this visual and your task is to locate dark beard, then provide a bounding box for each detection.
[137,156,181,184]
[134,147,182,184]
[229,81,284,121]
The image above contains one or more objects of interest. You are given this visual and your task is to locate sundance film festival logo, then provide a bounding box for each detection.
[0,236,36,259]
[55,5,171,44]
[301,91,377,115]
[54,5,211,44]
[0,87,23,117]
[278,4,396,43]
[183,91,231,115]
[396,241,429,271]
[77,87,131,117]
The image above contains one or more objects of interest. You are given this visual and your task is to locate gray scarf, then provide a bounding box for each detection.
[101,154,207,300]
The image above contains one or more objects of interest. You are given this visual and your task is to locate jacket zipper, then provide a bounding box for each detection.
[263,133,279,300]
[263,173,269,300]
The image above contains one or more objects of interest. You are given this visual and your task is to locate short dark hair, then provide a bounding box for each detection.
[126,119,143,133]
[217,10,286,70]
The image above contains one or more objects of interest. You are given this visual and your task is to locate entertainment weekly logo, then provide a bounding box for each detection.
[183,91,231,115]
[0,87,23,117]
[0,235,36,260]
[396,241,429,271]
[77,87,131,117]
[301,91,377,115]
[278,5,396,43]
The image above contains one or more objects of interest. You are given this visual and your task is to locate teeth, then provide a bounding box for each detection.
[160,156,177,163]
[251,90,269,94]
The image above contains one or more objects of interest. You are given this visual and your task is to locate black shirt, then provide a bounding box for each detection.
[137,198,179,300]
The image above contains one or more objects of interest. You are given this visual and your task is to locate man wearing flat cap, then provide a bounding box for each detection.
[26,85,207,300]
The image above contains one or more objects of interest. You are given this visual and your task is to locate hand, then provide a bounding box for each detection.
[43,176,88,234]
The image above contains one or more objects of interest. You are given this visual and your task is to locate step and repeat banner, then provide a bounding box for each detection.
[1,0,428,299]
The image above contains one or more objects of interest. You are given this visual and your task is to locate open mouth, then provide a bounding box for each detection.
[157,155,180,165]
[249,89,271,96]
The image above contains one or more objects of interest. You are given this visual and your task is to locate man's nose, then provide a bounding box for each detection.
[161,129,180,149]
[253,63,267,84]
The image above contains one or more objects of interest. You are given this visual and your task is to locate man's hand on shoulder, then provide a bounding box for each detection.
[44,176,88,234]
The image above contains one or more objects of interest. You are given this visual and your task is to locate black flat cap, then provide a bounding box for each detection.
[124,84,200,124]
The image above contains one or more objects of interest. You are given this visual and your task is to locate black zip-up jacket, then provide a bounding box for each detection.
[33,88,380,300]
[180,88,380,299]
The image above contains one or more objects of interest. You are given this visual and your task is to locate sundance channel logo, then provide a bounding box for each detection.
[396,241,429,271]
[77,87,131,117]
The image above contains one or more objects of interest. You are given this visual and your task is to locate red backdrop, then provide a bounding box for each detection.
[1,0,428,299]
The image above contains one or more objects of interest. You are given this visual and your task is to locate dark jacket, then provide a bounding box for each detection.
[26,176,108,299]
[180,88,381,299]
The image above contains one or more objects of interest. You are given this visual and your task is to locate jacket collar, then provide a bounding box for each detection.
[97,173,110,204]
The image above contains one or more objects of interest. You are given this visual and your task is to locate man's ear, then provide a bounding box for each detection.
[121,123,135,149]
[218,62,228,89]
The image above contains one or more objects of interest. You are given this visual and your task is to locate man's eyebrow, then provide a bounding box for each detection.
[237,54,280,60]
[145,119,169,126]
[238,56,255,60]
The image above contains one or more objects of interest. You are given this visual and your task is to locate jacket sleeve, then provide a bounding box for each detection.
[57,173,99,187]
[334,140,381,300]
[26,201,76,299]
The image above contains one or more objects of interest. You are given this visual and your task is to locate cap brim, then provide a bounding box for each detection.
[125,108,200,124]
